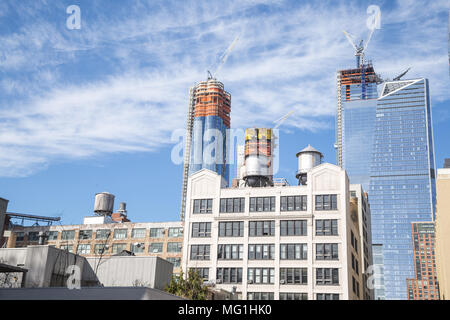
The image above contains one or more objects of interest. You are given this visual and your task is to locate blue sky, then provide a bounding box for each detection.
[0,0,449,224]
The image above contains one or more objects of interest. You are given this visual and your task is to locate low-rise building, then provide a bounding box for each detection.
[5,220,184,276]
[0,245,174,291]
[0,245,96,288]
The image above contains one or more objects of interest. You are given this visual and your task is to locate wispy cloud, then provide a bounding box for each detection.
[0,0,448,177]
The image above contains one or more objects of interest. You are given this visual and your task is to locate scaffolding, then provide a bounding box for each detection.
[179,86,195,222]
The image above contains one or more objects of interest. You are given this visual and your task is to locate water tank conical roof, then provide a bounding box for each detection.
[296,144,323,157]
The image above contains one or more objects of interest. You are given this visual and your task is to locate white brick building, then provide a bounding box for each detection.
[182,161,368,300]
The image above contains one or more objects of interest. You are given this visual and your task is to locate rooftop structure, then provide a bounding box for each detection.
[444,159,450,168]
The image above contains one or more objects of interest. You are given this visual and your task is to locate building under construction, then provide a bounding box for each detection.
[241,128,273,187]
[335,60,380,191]
[180,78,231,221]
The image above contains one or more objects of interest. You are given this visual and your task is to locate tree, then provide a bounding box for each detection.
[165,269,208,300]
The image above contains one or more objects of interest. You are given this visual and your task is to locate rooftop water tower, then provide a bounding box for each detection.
[94,192,115,216]
[243,128,273,187]
[296,145,323,185]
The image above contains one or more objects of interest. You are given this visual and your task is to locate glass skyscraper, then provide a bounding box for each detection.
[369,78,436,300]
[336,62,380,191]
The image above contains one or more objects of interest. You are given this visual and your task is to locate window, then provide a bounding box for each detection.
[60,244,73,253]
[280,196,307,211]
[219,222,244,237]
[216,268,242,284]
[77,244,91,254]
[316,293,339,300]
[248,244,275,260]
[279,268,307,285]
[279,293,308,300]
[315,194,337,210]
[280,244,307,260]
[351,230,358,253]
[167,257,181,268]
[217,244,243,260]
[249,197,275,212]
[114,229,128,239]
[247,268,275,284]
[190,245,210,260]
[149,242,163,253]
[96,229,110,240]
[280,220,307,236]
[15,232,24,242]
[190,268,209,280]
[193,199,213,213]
[48,231,58,241]
[131,228,146,239]
[130,242,145,253]
[150,228,165,238]
[249,221,275,236]
[28,232,39,242]
[168,227,183,238]
[111,243,127,254]
[220,198,245,213]
[61,230,75,240]
[94,244,108,254]
[316,244,339,260]
[247,292,274,300]
[351,254,359,275]
[352,276,360,297]
[192,222,211,238]
[79,230,92,240]
[316,220,338,236]
[167,242,182,253]
[316,268,339,285]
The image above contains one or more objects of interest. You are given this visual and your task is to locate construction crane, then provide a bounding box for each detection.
[343,28,376,99]
[273,110,295,129]
[207,34,240,80]
[271,110,295,159]
[393,67,411,81]
[342,28,375,68]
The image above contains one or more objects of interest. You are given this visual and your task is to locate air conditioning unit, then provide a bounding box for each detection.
[216,279,222,284]
[247,280,254,284]
[280,280,285,284]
